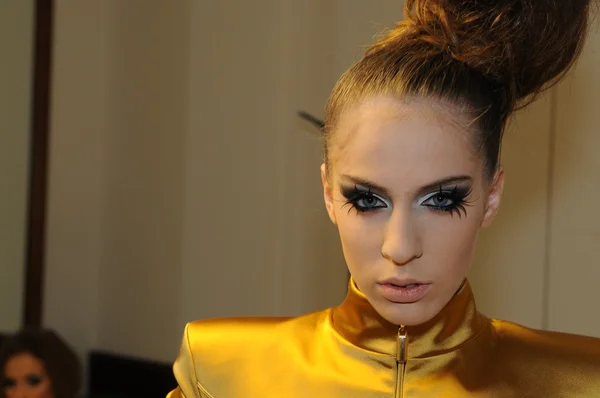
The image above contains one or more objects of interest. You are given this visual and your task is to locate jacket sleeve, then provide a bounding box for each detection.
[166,323,203,398]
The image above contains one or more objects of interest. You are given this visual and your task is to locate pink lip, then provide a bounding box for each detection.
[377,279,431,303]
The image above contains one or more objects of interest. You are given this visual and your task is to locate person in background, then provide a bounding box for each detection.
[168,0,600,396]
[0,329,81,398]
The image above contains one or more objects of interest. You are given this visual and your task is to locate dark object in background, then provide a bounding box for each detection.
[88,351,176,398]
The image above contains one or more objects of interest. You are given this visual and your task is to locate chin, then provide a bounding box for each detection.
[376,301,439,326]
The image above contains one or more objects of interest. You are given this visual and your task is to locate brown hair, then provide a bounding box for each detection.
[325,0,596,178]
[0,329,82,398]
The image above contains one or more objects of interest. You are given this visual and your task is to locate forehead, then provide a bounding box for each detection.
[332,97,480,189]
[5,353,45,375]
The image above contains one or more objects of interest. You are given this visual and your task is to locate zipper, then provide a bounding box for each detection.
[395,325,407,398]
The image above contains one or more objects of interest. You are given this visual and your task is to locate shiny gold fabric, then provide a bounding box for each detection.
[167,280,600,397]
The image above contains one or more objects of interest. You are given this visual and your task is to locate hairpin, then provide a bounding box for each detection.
[297,111,325,130]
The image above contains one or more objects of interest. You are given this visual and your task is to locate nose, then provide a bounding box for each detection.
[380,208,423,265]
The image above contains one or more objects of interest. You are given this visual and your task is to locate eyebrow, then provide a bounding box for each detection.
[340,174,473,198]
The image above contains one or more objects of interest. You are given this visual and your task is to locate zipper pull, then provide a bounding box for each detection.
[397,325,407,363]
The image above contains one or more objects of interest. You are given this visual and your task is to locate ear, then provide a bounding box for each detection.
[321,163,337,225]
[480,167,504,228]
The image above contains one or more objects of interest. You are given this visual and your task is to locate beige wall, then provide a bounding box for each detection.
[549,24,600,336]
[43,0,600,368]
[45,0,404,364]
[472,21,600,335]
[181,1,406,324]
[45,0,190,362]
[43,1,110,362]
[95,0,189,362]
[0,1,34,333]
[469,95,554,329]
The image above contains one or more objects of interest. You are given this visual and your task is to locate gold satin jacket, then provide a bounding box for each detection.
[167,280,600,397]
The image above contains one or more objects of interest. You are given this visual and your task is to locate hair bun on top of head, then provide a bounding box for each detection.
[378,0,597,107]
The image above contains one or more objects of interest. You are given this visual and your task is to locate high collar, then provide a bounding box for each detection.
[331,278,488,359]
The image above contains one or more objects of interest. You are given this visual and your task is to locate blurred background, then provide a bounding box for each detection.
[2,0,599,396]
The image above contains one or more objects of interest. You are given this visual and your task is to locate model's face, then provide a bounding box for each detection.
[322,96,503,326]
[2,353,53,398]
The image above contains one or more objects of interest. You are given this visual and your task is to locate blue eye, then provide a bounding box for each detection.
[341,185,388,213]
[353,194,386,212]
[422,192,455,208]
[420,186,473,218]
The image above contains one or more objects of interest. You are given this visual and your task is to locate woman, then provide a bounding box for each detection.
[168,0,600,396]
[0,329,81,398]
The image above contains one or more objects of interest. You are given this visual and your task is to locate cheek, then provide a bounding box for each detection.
[421,212,482,271]
[335,211,383,265]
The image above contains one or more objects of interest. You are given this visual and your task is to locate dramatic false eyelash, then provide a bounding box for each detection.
[425,185,475,219]
[340,185,370,215]
[340,183,476,217]
[340,185,386,215]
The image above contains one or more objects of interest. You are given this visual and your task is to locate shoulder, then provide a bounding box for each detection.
[183,309,332,368]
[171,310,332,396]
[481,319,600,395]
[185,308,331,350]
[492,319,600,353]
[491,318,600,372]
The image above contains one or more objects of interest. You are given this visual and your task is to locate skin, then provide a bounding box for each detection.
[2,353,53,398]
[322,96,504,326]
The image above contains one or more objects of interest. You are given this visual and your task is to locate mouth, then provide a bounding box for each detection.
[377,279,432,303]
[379,278,430,288]
[386,282,422,288]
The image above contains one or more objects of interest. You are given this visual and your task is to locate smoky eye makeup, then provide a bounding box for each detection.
[337,174,475,217]
[340,184,389,214]
[418,184,474,218]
